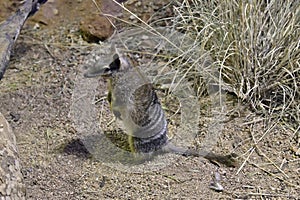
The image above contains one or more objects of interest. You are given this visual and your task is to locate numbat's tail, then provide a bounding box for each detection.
[162,142,238,168]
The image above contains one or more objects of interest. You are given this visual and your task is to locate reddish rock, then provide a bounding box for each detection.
[80,15,115,43]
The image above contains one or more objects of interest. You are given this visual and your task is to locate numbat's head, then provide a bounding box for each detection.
[84,48,132,78]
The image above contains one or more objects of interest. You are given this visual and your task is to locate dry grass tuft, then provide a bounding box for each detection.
[173,0,299,132]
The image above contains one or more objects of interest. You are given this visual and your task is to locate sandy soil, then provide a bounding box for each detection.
[0,1,299,199]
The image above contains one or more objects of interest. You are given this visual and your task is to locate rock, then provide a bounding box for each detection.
[80,15,114,43]
[0,112,25,199]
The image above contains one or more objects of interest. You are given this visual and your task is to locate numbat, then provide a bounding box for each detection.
[84,47,238,167]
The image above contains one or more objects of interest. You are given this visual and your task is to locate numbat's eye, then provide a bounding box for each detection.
[103,67,111,74]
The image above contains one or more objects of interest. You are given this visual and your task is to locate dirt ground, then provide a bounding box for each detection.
[0,1,299,199]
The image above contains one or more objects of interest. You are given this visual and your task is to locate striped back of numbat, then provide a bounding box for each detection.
[84,50,169,154]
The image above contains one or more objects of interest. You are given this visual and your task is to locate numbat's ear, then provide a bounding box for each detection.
[106,51,132,73]
[112,45,131,70]
[108,54,121,71]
